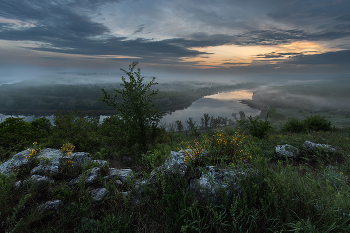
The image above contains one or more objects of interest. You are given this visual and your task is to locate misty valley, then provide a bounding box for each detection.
[0,80,260,125]
[1,76,350,129]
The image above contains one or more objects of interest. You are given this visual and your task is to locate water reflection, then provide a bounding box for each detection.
[203,89,257,101]
[159,88,260,126]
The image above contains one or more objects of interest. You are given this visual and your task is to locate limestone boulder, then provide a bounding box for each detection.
[276,144,300,158]
[69,167,100,185]
[90,188,109,201]
[30,175,54,187]
[189,166,241,204]
[303,140,336,152]
[0,148,92,177]
[37,200,63,216]
[108,168,134,183]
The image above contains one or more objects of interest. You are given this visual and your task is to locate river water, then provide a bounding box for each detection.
[0,88,260,127]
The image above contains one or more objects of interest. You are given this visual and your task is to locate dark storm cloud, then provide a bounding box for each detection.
[0,1,111,38]
[222,62,250,65]
[256,52,303,59]
[40,57,68,61]
[0,24,208,59]
[266,0,350,24]
[28,37,209,58]
[284,50,350,65]
[256,53,284,59]
[164,28,350,49]
[0,0,122,21]
[336,14,350,22]
[133,24,145,34]
[0,0,209,59]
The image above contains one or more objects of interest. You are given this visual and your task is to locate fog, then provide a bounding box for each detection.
[1,65,347,87]
[1,66,349,128]
[251,77,350,112]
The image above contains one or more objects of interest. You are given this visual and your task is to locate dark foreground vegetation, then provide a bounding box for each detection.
[1,64,350,232]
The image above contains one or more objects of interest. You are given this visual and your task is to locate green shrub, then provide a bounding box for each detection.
[303,115,332,132]
[0,117,51,159]
[48,110,100,153]
[282,115,332,133]
[180,130,249,166]
[99,115,128,158]
[30,117,52,136]
[185,117,199,136]
[141,144,171,168]
[237,115,273,139]
[78,214,132,233]
[282,117,305,133]
[100,62,163,156]
[235,107,274,139]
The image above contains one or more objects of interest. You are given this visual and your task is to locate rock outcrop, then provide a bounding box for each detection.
[0,148,260,217]
[276,140,338,159]
[276,144,300,158]
[303,140,336,152]
[2,140,335,217]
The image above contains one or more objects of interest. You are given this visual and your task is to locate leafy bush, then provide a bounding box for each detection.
[48,110,100,153]
[303,115,332,132]
[99,115,128,158]
[0,117,51,159]
[281,117,305,133]
[180,131,249,166]
[282,115,332,133]
[237,115,273,139]
[100,62,163,155]
[234,107,274,139]
[185,117,199,136]
[78,214,132,233]
[175,120,184,132]
[30,117,52,136]
[141,144,171,168]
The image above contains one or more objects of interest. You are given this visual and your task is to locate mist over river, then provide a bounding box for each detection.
[0,88,260,127]
[158,88,260,127]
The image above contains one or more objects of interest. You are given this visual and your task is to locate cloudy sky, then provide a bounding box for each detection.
[1,0,350,81]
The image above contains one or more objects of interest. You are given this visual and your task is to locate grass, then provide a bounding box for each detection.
[1,125,350,232]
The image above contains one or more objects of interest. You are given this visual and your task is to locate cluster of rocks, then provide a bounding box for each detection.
[0,140,337,217]
[275,140,337,158]
[0,148,259,217]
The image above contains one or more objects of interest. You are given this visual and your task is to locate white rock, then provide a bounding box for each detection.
[276,144,300,158]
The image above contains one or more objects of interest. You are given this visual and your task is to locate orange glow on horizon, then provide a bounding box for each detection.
[183,41,339,68]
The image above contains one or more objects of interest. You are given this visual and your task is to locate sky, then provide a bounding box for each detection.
[1,0,350,83]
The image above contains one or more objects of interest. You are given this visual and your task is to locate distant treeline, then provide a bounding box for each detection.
[0,82,257,115]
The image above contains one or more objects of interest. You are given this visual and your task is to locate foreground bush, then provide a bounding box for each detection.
[47,110,100,154]
[281,117,305,133]
[232,107,275,139]
[282,115,332,133]
[303,114,332,132]
[0,117,51,160]
[100,62,163,156]
[180,130,250,166]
